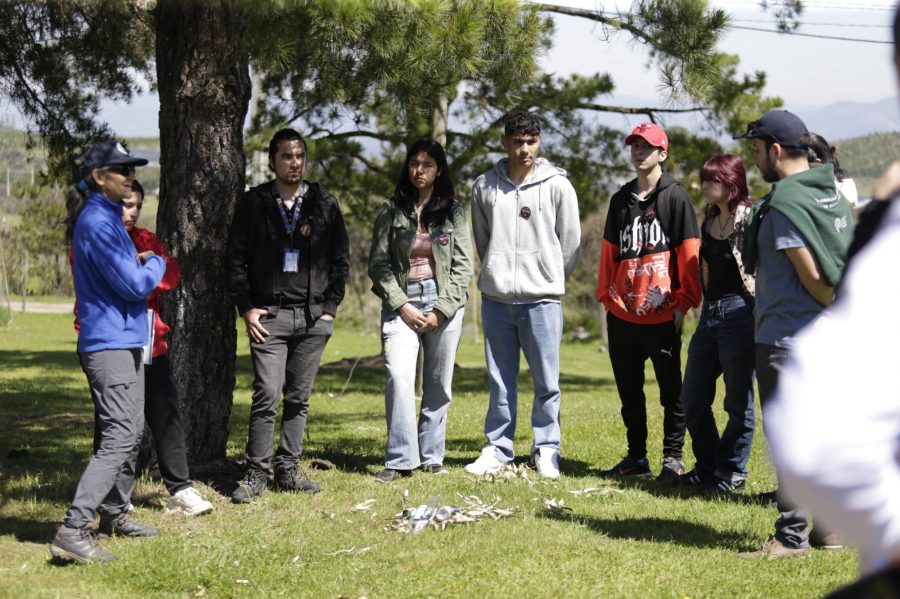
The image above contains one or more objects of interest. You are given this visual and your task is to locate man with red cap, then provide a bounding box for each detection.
[597,122,701,481]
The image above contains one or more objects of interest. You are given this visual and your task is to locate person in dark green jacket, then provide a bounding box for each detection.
[368,138,473,483]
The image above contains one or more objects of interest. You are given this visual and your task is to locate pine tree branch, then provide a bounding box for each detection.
[534,3,655,47]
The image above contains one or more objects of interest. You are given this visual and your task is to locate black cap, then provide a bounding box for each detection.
[80,141,148,177]
[733,110,808,148]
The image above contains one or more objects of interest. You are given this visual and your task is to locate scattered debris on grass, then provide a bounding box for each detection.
[352,499,377,512]
[568,486,623,497]
[542,497,572,515]
[386,494,515,534]
[324,545,375,556]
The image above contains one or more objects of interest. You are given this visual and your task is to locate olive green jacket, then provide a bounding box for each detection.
[368,198,474,318]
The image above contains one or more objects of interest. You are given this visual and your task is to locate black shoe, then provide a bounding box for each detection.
[275,468,321,494]
[713,476,746,493]
[374,468,413,483]
[656,456,686,484]
[421,464,449,475]
[600,456,652,478]
[232,467,268,504]
[679,469,709,487]
[50,525,116,564]
[98,512,159,537]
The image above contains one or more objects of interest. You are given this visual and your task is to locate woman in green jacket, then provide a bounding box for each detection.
[368,138,473,482]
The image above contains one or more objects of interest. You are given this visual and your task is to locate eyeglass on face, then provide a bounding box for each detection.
[102,165,135,177]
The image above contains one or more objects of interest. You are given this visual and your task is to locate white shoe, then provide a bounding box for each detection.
[165,487,214,516]
[465,446,505,476]
[534,447,560,479]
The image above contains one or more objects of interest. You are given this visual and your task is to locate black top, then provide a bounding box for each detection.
[701,231,744,301]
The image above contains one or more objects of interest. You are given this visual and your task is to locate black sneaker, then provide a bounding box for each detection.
[656,456,686,484]
[421,464,448,475]
[679,469,709,487]
[232,467,268,504]
[275,468,321,494]
[98,512,159,537]
[374,468,413,483]
[600,456,652,478]
[50,525,116,564]
[713,476,746,493]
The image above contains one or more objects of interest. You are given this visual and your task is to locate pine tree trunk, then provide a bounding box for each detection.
[154,0,250,464]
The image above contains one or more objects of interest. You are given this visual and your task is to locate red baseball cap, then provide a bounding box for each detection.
[624,122,668,151]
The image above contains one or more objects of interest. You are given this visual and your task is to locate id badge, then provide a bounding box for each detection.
[283,249,300,273]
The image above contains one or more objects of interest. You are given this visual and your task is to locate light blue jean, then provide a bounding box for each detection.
[382,278,464,470]
[481,297,563,462]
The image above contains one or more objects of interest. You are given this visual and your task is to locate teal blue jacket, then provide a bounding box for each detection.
[368,198,473,318]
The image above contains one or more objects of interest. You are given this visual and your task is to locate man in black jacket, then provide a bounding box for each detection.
[227,128,350,503]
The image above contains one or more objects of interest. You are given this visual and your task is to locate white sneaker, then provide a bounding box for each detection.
[534,447,560,479]
[165,487,214,516]
[465,446,505,476]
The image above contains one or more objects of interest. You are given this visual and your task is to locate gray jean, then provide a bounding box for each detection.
[65,349,145,530]
[246,306,331,474]
[381,278,464,470]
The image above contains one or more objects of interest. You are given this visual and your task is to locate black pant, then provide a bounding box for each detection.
[607,313,685,460]
[756,343,810,549]
[92,354,191,495]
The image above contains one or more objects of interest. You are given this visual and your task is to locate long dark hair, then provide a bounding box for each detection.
[393,137,456,229]
[800,132,847,182]
[700,154,751,224]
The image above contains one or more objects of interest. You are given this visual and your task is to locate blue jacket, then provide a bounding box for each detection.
[72,191,166,353]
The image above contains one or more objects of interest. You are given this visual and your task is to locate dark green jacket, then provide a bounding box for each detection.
[368,198,474,318]
[743,163,854,287]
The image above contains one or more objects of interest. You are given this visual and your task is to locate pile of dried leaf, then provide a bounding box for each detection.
[385,494,515,534]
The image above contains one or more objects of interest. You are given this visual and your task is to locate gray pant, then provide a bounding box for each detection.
[756,343,810,549]
[246,306,331,474]
[65,349,145,530]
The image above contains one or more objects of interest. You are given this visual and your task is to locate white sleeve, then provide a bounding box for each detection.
[766,200,900,574]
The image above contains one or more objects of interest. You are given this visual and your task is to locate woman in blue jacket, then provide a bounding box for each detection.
[51,141,166,564]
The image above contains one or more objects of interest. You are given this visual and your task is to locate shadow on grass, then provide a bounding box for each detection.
[0,515,57,544]
[582,474,778,507]
[541,512,746,549]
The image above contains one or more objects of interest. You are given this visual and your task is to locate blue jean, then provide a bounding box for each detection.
[382,278,464,470]
[682,295,756,484]
[481,297,562,462]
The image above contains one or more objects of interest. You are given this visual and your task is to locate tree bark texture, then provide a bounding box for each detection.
[154,0,250,463]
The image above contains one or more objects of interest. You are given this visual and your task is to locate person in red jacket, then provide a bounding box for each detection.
[597,123,701,482]
[72,180,213,517]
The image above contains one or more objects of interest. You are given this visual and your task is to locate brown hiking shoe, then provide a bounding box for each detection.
[738,536,810,559]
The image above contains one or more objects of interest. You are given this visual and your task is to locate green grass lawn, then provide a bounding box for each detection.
[0,313,856,598]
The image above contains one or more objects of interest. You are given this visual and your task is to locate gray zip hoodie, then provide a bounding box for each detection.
[471,157,581,302]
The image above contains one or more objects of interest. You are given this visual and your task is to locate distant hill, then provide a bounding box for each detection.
[833,130,900,198]
[798,97,900,143]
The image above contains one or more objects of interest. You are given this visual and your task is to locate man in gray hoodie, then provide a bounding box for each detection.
[465,111,581,479]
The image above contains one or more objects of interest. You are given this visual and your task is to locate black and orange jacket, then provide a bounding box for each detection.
[597,173,701,325]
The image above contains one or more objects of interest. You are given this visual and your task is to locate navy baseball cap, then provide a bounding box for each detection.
[80,141,148,176]
[733,110,808,148]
